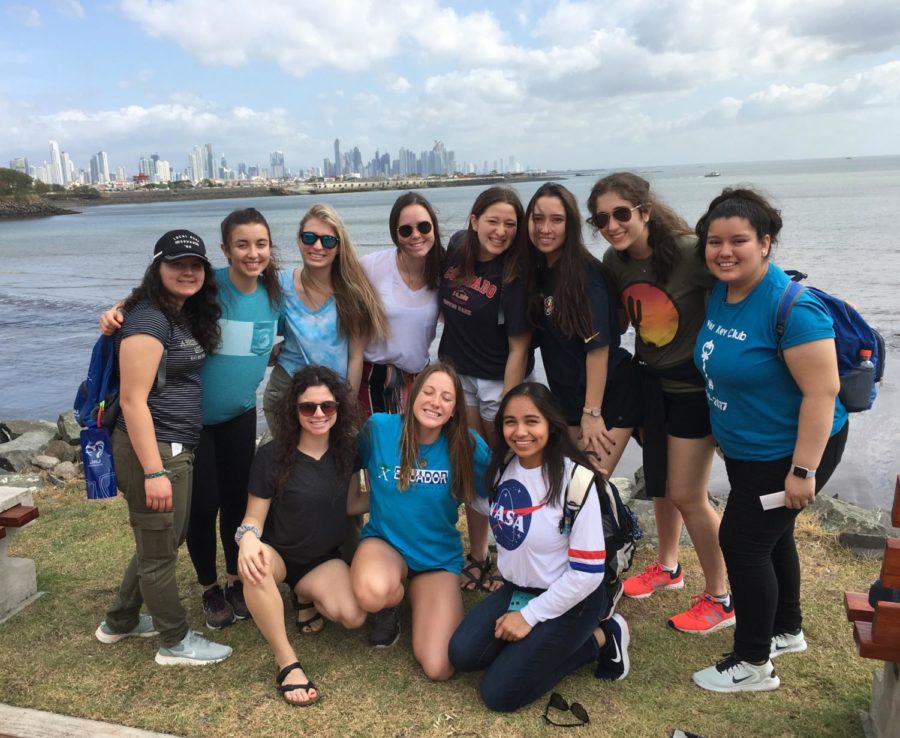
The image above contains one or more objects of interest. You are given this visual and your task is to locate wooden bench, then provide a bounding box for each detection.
[0,504,39,528]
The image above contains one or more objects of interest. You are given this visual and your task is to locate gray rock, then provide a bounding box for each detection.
[0,473,42,489]
[0,429,57,472]
[632,465,648,500]
[33,455,60,470]
[0,420,57,439]
[610,476,635,503]
[44,439,75,462]
[56,411,81,444]
[811,495,888,536]
[51,461,77,479]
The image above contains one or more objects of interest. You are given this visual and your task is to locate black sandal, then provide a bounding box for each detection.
[459,553,491,592]
[294,600,325,635]
[276,661,319,706]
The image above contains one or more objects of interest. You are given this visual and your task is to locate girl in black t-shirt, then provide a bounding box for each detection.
[437,186,533,594]
[237,365,367,706]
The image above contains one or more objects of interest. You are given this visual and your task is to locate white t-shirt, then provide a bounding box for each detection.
[471,456,607,626]
[360,249,440,374]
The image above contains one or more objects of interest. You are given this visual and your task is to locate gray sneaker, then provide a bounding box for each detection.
[95,614,159,644]
[155,630,233,666]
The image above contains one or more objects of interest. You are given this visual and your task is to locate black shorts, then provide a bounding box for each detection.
[602,358,642,430]
[282,549,342,590]
[662,389,711,439]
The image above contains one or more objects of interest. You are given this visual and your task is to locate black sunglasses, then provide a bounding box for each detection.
[297,401,339,417]
[299,231,340,249]
[543,692,590,728]
[587,204,642,230]
[397,221,433,238]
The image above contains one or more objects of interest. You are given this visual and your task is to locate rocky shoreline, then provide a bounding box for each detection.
[0,196,79,220]
[1,413,895,554]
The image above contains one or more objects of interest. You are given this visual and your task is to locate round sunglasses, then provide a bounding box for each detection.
[397,221,433,239]
[587,204,642,230]
[296,400,340,417]
[299,231,340,249]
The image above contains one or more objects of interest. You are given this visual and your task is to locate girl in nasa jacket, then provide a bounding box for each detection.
[448,382,631,713]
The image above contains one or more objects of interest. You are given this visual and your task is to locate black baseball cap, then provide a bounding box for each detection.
[152,229,209,263]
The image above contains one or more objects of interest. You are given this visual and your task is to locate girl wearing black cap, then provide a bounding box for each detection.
[94,230,231,666]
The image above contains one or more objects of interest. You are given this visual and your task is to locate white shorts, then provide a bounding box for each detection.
[458,372,534,423]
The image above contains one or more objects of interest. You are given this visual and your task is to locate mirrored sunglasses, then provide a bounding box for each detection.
[397,221,433,238]
[587,204,642,230]
[297,401,340,417]
[299,231,340,249]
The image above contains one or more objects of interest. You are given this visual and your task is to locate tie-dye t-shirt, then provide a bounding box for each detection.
[602,235,715,392]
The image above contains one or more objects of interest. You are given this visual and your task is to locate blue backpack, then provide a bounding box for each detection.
[73,335,120,429]
[776,270,885,412]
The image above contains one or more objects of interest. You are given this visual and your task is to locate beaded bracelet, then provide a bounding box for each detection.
[143,469,170,479]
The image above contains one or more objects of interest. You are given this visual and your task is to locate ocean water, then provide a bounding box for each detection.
[1,156,898,509]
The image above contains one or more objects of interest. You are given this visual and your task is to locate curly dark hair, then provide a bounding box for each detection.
[122,258,221,354]
[487,382,593,508]
[220,207,283,310]
[525,182,609,340]
[388,192,447,290]
[272,364,359,501]
[587,172,696,285]
[695,187,783,258]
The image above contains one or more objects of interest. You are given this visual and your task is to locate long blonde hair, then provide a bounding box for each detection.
[398,363,476,504]
[299,203,388,341]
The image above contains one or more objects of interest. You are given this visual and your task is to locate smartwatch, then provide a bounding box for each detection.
[790,464,816,479]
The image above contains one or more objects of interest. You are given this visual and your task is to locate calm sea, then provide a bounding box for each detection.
[2,156,898,509]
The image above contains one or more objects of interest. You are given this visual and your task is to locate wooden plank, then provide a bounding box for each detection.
[0,526,5,540]
[872,601,900,645]
[845,591,874,623]
[854,621,900,661]
[893,474,900,528]
[0,504,38,528]
[882,537,900,588]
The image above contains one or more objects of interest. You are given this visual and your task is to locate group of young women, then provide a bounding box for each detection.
[92,172,847,709]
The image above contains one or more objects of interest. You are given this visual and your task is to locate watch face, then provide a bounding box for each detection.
[792,466,810,479]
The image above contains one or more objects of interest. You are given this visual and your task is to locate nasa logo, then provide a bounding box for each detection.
[490,479,542,551]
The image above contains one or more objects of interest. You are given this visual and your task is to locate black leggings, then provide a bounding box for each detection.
[720,421,848,662]
[186,408,256,585]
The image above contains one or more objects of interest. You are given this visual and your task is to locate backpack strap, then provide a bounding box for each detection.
[775,279,807,360]
[560,463,597,534]
[489,449,516,503]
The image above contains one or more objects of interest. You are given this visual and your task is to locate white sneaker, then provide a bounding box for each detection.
[95,614,158,644]
[692,653,780,693]
[770,629,807,659]
[155,629,232,666]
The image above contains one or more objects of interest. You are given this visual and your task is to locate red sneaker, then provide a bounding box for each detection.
[669,592,735,634]
[622,562,684,599]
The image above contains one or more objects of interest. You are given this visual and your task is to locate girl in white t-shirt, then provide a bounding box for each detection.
[449,382,631,712]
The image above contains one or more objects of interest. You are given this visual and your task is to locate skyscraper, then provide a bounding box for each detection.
[205,143,215,181]
[48,141,64,185]
[8,157,28,174]
[334,139,342,177]
[98,151,110,184]
[270,151,285,179]
[189,146,203,184]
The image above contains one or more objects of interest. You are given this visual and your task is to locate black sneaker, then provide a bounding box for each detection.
[202,584,236,629]
[368,606,400,647]
[594,614,630,680]
[224,581,250,620]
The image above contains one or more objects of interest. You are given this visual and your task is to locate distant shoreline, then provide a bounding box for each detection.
[0,174,561,221]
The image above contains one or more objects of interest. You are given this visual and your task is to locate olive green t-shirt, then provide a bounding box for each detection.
[602,234,716,392]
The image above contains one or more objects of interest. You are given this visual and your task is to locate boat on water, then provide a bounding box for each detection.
[704,171,721,177]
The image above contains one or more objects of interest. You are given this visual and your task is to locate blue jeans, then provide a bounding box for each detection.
[449,582,606,712]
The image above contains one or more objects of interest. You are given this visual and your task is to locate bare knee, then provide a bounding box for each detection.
[353,579,400,613]
[336,607,367,630]
[419,655,454,682]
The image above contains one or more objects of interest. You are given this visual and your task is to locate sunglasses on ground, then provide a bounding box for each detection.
[543,692,590,728]
[297,401,340,417]
[299,231,340,249]
[587,204,642,230]
[397,221,433,238]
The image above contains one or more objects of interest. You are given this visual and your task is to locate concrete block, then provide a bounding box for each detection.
[869,662,900,738]
[0,485,39,622]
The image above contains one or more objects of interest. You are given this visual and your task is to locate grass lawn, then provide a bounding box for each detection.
[0,482,882,738]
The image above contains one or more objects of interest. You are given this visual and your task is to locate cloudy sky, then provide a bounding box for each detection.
[2,0,899,176]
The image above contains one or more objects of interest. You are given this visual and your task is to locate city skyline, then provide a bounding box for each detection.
[1,2,898,173]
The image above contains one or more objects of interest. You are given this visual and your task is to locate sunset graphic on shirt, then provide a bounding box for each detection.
[621,282,680,348]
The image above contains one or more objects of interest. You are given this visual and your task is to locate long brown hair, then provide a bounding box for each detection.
[299,203,388,341]
[398,362,476,504]
[388,192,446,290]
[220,207,282,310]
[526,182,606,340]
[272,364,359,501]
[452,186,527,287]
[587,172,695,285]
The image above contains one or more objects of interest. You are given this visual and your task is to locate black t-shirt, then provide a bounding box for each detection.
[116,299,205,445]
[248,442,349,565]
[536,261,628,422]
[437,251,534,379]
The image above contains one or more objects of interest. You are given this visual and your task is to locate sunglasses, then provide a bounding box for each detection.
[543,692,590,728]
[587,204,642,230]
[397,221,433,239]
[299,231,340,249]
[296,401,340,417]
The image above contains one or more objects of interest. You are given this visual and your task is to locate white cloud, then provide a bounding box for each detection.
[54,0,85,19]
[385,75,411,94]
[6,4,42,28]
